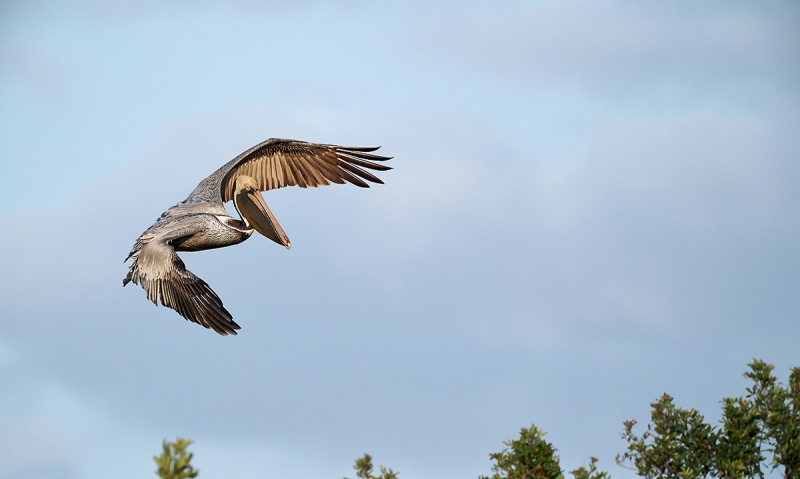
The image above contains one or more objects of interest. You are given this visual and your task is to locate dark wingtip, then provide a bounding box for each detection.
[340,145,382,152]
[228,320,242,335]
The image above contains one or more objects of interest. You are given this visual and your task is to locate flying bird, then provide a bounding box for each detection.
[123,138,392,335]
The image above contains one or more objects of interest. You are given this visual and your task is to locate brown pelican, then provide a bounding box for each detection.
[124,138,392,335]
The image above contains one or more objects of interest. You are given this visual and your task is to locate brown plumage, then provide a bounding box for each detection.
[124,139,392,335]
[219,141,392,200]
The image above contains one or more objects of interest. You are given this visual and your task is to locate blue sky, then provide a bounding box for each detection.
[1,1,799,478]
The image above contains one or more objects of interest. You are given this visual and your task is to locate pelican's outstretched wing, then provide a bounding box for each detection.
[181,139,392,205]
[123,237,240,336]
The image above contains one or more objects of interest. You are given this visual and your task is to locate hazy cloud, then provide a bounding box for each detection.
[409,1,800,99]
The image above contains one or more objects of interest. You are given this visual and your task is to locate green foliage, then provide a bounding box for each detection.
[154,437,199,479]
[715,396,764,478]
[616,394,717,478]
[743,360,799,478]
[570,458,611,479]
[616,360,799,479]
[347,360,794,479]
[154,360,796,479]
[345,453,399,479]
[478,425,609,479]
[480,424,565,479]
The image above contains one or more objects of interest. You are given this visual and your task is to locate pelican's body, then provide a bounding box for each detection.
[124,138,391,335]
[169,215,252,252]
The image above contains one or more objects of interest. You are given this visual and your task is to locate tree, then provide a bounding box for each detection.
[570,457,611,479]
[154,437,199,479]
[477,424,609,479]
[616,394,720,478]
[154,360,796,479]
[617,360,799,479]
[345,453,399,479]
[351,360,796,479]
[744,360,800,478]
[479,424,564,479]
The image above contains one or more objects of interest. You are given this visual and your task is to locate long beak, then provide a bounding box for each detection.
[238,189,291,249]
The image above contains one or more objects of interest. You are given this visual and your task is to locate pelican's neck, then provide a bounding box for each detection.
[216,214,253,234]
[233,194,250,227]
[230,190,258,238]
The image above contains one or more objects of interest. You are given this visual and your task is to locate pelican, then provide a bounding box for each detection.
[124,138,392,335]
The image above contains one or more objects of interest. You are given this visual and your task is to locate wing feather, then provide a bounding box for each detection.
[298,153,328,186]
[337,153,393,171]
[314,151,347,184]
[218,139,392,202]
[338,150,392,162]
[123,238,240,336]
[280,152,297,187]
[336,167,370,188]
[274,154,285,187]
[266,157,276,190]
[338,161,384,185]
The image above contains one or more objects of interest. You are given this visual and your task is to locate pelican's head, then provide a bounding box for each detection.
[233,175,291,250]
